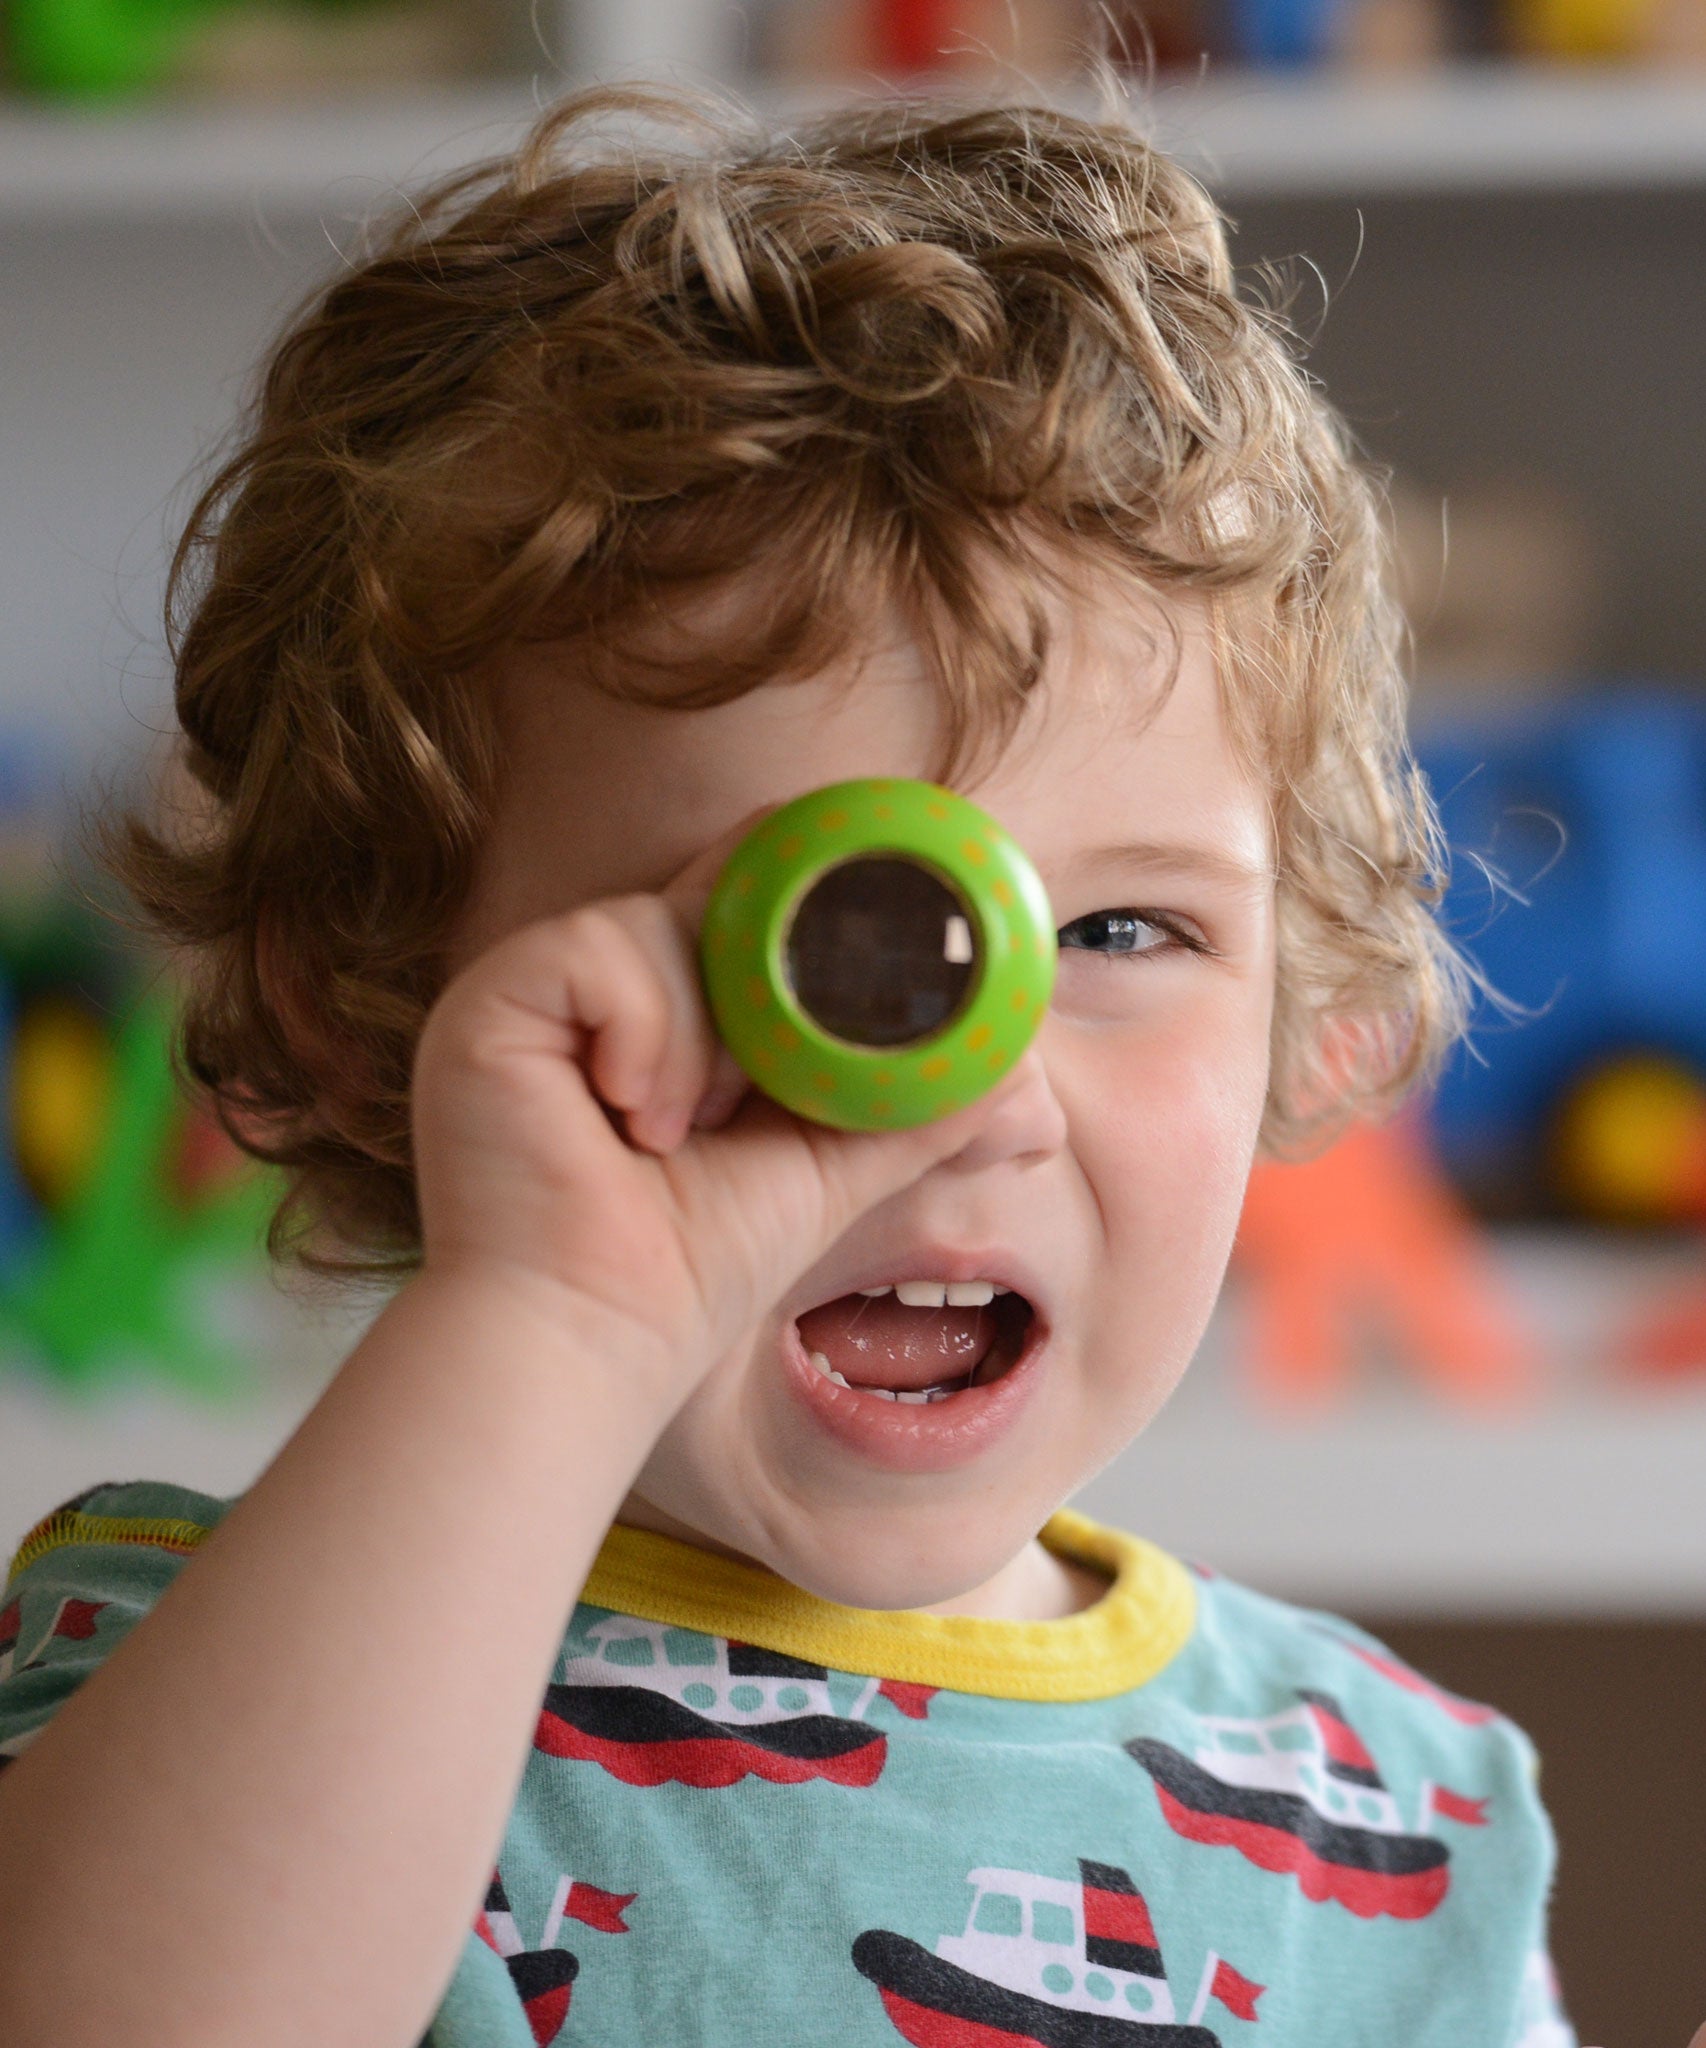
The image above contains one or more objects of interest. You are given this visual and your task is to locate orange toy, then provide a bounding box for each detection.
[1235,1114,1538,1412]
[1626,1286,1706,1380]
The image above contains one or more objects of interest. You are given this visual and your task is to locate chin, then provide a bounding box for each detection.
[747,1506,1035,1614]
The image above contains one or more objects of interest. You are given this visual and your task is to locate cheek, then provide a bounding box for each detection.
[1070,996,1270,1285]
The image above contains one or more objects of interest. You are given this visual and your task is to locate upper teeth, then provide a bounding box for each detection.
[859,1279,1009,1307]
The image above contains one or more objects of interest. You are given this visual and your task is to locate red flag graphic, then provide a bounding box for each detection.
[562,1883,635,1934]
[1211,1959,1265,2021]
[877,1679,938,1720]
[51,1598,106,1641]
[1432,1785,1490,1826]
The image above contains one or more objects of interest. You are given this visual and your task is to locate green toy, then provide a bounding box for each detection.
[0,992,273,1398]
[700,779,1056,1131]
[8,0,388,99]
[10,0,212,96]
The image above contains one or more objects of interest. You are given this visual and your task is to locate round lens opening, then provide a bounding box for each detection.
[783,855,980,1048]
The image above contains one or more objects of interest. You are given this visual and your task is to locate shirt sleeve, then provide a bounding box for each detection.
[1309,1609,1579,2048]
[1507,1946,1578,2047]
[0,1479,231,1774]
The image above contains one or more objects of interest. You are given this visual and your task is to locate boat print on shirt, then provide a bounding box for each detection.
[853,1857,1264,2048]
[1305,1626,1499,1726]
[471,1868,635,2046]
[0,1593,106,1685]
[0,1593,110,1774]
[1127,1690,1489,1920]
[534,1612,892,1788]
[1510,1950,1573,2048]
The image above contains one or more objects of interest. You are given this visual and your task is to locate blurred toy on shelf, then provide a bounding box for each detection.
[1230,677,1706,1414]
[1507,0,1706,58]
[1234,1112,1538,1410]
[1419,687,1706,1227]
[756,0,1086,84]
[0,738,274,1396]
[1625,1278,1706,1378]
[5,0,526,100]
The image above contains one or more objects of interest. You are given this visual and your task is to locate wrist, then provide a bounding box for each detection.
[401,1256,697,1430]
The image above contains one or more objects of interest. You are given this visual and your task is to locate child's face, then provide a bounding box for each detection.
[465,567,1276,1613]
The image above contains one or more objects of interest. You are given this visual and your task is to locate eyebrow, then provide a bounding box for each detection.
[1053,840,1275,893]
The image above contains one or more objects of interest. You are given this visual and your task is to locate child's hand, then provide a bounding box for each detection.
[412,812,1030,1411]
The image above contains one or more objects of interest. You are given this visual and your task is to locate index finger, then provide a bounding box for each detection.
[656,803,782,931]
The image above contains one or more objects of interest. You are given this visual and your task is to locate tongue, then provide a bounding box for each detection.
[796,1294,999,1392]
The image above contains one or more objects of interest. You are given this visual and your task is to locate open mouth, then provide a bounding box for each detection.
[792,1279,1038,1406]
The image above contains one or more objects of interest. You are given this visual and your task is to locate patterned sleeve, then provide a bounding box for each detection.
[1508,1947,1577,2047]
[1185,1577,1580,2048]
[1299,1608,1579,2048]
[0,1479,231,1775]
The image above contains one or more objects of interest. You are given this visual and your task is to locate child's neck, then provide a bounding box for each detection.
[613,1497,1110,1621]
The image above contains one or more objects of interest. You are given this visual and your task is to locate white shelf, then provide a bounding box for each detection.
[3,1232,1703,1616]
[1146,64,1706,197]
[5,67,1706,223]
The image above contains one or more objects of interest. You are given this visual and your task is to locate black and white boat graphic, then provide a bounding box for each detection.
[853,1858,1262,2046]
[534,1613,888,1788]
[1128,1691,1486,1920]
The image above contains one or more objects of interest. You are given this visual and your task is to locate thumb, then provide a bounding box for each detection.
[656,804,782,1133]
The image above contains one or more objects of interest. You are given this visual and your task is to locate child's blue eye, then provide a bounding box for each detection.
[1057,909,1191,957]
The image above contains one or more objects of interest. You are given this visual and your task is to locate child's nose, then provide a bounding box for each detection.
[940,1046,1067,1175]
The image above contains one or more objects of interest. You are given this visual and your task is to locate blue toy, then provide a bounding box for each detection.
[1419,688,1706,1221]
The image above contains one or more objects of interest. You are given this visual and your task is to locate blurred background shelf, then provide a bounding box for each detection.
[8,66,1706,221]
[5,1230,1701,1616]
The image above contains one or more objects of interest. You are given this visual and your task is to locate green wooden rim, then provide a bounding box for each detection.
[701,778,1056,1130]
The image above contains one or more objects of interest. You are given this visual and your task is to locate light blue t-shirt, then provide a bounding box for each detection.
[0,1481,1573,2047]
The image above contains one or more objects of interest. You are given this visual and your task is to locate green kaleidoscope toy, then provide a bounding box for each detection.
[700,779,1057,1131]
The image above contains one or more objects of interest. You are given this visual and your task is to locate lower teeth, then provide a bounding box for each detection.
[807,1348,1003,1404]
[865,1376,968,1403]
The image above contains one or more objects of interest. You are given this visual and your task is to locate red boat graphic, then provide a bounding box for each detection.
[1127,1690,1475,1919]
[855,1858,1260,2047]
[534,1613,887,1788]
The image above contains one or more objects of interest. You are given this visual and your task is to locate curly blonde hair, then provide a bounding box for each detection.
[113,84,1467,1274]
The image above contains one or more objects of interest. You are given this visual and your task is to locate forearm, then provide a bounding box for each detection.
[0,1268,672,2048]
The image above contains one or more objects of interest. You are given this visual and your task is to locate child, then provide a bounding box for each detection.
[0,87,1575,2048]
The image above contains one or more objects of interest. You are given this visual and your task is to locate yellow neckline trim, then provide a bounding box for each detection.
[6,1509,210,1590]
[580,1507,1195,1704]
